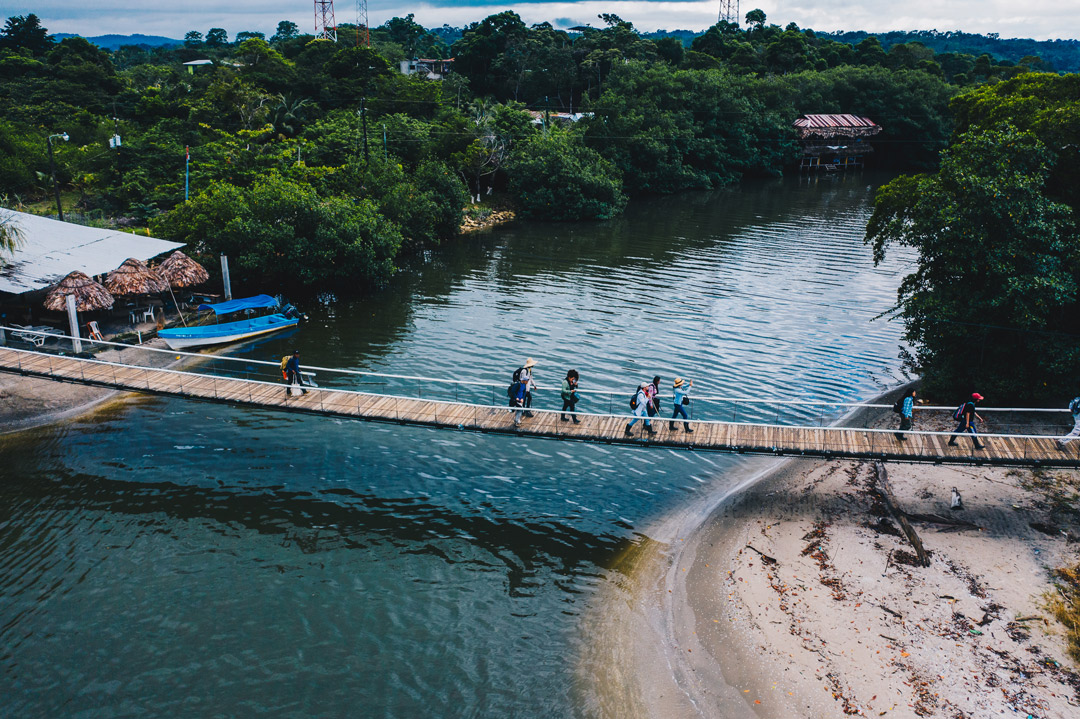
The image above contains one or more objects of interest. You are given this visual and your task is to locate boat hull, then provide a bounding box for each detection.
[158,314,298,350]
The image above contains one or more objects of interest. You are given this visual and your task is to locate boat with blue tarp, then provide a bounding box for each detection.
[158,294,301,350]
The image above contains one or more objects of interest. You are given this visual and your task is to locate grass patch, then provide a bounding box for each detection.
[1047,561,1080,663]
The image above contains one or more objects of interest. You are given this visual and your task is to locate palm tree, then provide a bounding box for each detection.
[0,209,24,264]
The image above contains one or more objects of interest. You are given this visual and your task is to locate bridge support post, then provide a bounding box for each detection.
[65,294,82,354]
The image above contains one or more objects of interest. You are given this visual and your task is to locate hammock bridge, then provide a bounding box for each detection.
[1,328,1077,469]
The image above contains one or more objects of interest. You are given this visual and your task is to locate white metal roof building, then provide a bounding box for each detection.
[0,210,184,295]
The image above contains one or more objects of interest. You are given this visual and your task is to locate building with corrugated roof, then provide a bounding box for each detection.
[793,114,882,172]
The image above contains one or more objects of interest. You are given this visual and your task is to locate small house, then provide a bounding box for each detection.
[793,114,881,172]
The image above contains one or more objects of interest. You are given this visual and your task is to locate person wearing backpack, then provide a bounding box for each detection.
[508,377,528,426]
[894,388,916,441]
[645,376,662,418]
[283,350,308,396]
[513,358,538,417]
[625,383,655,436]
[947,392,984,450]
[1055,396,1080,450]
[669,377,694,432]
[560,369,580,423]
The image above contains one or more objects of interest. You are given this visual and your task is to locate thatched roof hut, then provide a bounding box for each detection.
[157,250,209,289]
[43,271,115,312]
[104,257,169,296]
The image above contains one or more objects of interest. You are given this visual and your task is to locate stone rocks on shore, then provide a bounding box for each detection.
[460,209,515,234]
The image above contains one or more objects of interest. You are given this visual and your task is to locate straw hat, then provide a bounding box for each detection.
[673,377,684,387]
[523,358,536,368]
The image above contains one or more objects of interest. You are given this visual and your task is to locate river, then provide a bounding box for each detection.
[0,173,915,718]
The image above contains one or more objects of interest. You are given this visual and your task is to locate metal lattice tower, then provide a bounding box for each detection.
[356,0,369,47]
[314,0,337,41]
[718,0,739,25]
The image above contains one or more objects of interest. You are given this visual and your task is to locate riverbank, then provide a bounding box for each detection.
[594,414,1080,718]
[0,338,195,435]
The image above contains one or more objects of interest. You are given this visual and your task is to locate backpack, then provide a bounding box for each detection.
[280,355,290,379]
[507,381,520,399]
[629,392,639,410]
[953,403,966,421]
[512,367,524,383]
[892,397,904,414]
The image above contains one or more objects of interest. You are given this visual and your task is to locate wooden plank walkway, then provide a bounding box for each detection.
[2,346,1078,468]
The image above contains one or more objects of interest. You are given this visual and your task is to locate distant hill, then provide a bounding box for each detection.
[822,30,1080,72]
[52,33,181,50]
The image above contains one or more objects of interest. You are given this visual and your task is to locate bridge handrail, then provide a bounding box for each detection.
[2,345,1073,443]
[1,326,1070,414]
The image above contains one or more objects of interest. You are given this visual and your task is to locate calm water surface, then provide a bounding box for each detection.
[0,174,915,717]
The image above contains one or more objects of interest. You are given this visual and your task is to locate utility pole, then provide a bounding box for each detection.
[718,0,739,24]
[184,146,190,201]
[46,132,69,222]
[361,97,369,161]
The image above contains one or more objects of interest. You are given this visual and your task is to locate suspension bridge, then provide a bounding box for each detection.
[1,330,1077,468]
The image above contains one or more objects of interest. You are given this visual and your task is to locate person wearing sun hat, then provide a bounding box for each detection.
[948,392,985,450]
[669,377,694,432]
[514,358,538,417]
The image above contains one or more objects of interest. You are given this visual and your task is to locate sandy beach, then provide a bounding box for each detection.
[588,412,1080,718]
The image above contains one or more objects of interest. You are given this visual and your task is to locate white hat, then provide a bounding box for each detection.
[524,358,537,368]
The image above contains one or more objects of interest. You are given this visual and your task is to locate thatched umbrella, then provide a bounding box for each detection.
[43,271,115,312]
[104,257,169,296]
[157,250,209,289]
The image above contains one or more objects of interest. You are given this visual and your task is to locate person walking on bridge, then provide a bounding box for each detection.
[669,377,694,432]
[284,350,308,396]
[561,369,580,423]
[645,376,661,418]
[1056,395,1080,450]
[514,358,538,418]
[947,392,984,450]
[894,388,916,441]
[626,383,655,436]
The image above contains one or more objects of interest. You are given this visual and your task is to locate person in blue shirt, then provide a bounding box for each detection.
[894,388,916,441]
[284,350,308,396]
[669,377,694,432]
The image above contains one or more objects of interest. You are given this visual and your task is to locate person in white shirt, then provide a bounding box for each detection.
[625,383,655,436]
[1056,396,1080,450]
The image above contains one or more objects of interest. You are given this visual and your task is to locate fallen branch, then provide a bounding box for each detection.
[745,544,779,565]
[874,462,931,568]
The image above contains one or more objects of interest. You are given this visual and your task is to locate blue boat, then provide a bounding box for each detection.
[158,294,300,350]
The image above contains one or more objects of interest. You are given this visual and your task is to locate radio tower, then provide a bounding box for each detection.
[314,0,337,41]
[718,0,739,25]
[356,0,369,47]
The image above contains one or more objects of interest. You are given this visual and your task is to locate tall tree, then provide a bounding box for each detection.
[0,14,52,56]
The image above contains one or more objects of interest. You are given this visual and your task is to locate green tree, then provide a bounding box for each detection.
[506,128,626,220]
[866,125,1079,402]
[205,28,229,47]
[184,30,203,47]
[0,208,24,262]
[270,21,299,44]
[156,173,403,290]
[0,14,52,56]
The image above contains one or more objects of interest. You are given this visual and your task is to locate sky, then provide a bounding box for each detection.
[4,1,1078,41]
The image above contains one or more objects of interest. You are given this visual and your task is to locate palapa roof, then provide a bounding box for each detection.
[157,250,209,289]
[43,271,114,312]
[793,114,881,139]
[104,257,169,296]
[0,209,183,295]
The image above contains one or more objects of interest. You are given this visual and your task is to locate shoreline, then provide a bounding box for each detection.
[586,395,1080,718]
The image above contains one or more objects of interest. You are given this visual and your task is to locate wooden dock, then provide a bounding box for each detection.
[2,346,1077,468]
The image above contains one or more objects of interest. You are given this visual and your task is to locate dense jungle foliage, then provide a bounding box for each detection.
[866,73,1080,403]
[0,10,1071,307]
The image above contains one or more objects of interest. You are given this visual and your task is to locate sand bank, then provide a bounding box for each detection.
[588,416,1080,718]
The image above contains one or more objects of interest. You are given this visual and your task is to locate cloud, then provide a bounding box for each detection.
[17,0,1080,40]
